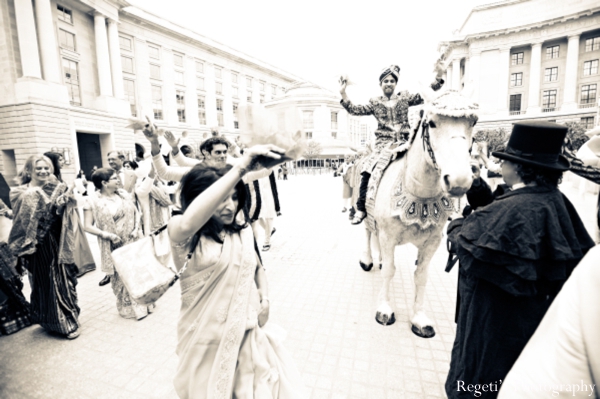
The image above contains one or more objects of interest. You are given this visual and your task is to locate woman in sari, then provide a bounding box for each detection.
[44,151,96,277]
[83,168,153,320]
[8,155,80,339]
[169,144,306,399]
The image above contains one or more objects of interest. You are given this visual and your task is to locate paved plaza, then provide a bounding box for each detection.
[0,172,597,399]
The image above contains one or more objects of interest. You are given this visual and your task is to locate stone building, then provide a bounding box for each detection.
[0,0,301,183]
[439,0,600,131]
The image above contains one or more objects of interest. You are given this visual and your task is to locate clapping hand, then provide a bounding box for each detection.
[142,116,160,143]
[164,130,180,149]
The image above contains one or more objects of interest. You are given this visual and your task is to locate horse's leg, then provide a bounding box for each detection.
[410,234,443,338]
[375,229,397,325]
[359,227,373,272]
[371,231,382,270]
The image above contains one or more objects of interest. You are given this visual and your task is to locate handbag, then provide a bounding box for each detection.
[110,225,195,305]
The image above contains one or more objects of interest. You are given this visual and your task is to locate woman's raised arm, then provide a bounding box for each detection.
[168,145,285,243]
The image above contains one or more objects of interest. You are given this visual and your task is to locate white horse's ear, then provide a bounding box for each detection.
[418,80,437,103]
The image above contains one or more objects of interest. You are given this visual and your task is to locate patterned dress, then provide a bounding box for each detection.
[85,190,153,320]
[341,80,443,172]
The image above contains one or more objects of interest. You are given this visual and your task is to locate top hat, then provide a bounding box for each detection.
[492,121,570,171]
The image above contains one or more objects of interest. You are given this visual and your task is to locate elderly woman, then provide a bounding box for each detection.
[339,63,444,224]
[8,155,80,339]
[83,168,152,320]
[169,145,305,399]
[444,122,595,399]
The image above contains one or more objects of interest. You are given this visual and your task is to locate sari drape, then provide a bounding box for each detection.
[173,227,305,399]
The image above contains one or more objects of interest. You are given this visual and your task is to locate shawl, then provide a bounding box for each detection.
[450,186,594,297]
[8,181,76,264]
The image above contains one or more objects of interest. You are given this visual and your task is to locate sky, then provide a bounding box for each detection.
[128,0,492,103]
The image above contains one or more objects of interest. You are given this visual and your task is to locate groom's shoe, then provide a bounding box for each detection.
[99,275,111,286]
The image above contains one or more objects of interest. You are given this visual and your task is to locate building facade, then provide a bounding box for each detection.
[439,0,600,131]
[0,0,301,183]
[265,81,359,163]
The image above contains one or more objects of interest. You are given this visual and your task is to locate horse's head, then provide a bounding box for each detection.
[418,87,479,197]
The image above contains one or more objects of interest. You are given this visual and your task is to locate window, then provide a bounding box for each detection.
[232,86,238,98]
[121,56,134,74]
[150,64,161,80]
[196,61,204,73]
[215,82,223,95]
[585,37,600,52]
[246,77,252,86]
[215,67,222,79]
[176,90,185,123]
[174,71,184,85]
[260,94,264,103]
[197,95,206,125]
[272,84,277,96]
[58,29,75,51]
[232,73,238,84]
[509,94,522,112]
[511,52,524,65]
[303,110,314,130]
[542,90,557,109]
[216,98,223,111]
[331,112,338,130]
[332,131,337,139]
[233,103,239,129]
[581,84,597,104]
[57,4,72,24]
[260,81,265,92]
[123,79,136,117]
[581,117,595,130]
[62,58,80,106]
[544,67,558,82]
[217,113,224,127]
[196,76,205,90]
[173,53,184,67]
[583,60,599,76]
[546,45,559,59]
[247,90,253,103]
[148,45,160,60]
[306,132,313,139]
[216,99,224,127]
[151,85,163,120]
[510,73,522,87]
[119,36,132,51]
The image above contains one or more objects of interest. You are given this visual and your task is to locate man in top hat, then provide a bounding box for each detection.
[444,122,595,399]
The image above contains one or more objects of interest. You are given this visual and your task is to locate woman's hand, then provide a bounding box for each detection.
[339,76,348,96]
[239,144,286,172]
[142,116,160,143]
[164,130,179,149]
[258,299,270,327]
[105,233,121,244]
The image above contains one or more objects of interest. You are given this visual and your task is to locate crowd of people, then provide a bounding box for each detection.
[1,62,600,398]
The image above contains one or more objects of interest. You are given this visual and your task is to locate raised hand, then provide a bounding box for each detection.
[142,116,159,143]
[239,144,286,172]
[164,130,179,149]
[339,76,348,95]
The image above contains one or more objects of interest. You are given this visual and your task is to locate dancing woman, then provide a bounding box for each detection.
[340,63,444,224]
[169,145,305,399]
[83,168,152,320]
[8,155,80,339]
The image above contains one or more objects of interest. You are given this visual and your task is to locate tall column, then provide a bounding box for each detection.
[34,0,61,83]
[452,58,461,90]
[107,19,124,99]
[527,42,543,113]
[94,12,113,97]
[497,47,511,114]
[14,0,42,78]
[562,34,581,111]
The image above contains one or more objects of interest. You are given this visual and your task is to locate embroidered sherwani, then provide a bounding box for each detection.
[340,79,443,172]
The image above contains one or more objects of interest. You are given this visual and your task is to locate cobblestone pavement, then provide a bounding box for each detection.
[0,172,597,399]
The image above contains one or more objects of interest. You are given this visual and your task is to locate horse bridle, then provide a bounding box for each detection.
[415,112,439,171]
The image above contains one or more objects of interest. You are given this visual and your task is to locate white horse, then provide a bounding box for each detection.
[360,87,479,338]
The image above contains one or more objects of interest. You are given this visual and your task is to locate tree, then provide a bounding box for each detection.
[303,140,323,159]
[473,127,510,155]
[564,121,589,152]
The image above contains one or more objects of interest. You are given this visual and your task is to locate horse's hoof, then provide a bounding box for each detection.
[411,324,436,338]
[379,264,382,270]
[359,261,373,272]
[375,312,396,326]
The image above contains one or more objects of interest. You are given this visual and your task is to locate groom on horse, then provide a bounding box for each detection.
[339,62,445,224]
